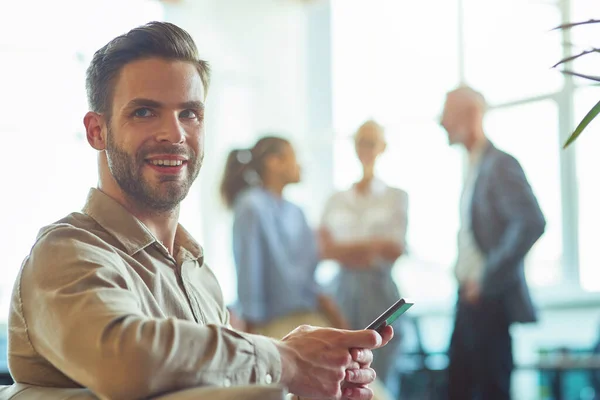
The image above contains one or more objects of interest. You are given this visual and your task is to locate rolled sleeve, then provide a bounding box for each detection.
[244,333,283,386]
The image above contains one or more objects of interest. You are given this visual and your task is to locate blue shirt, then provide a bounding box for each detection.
[232,187,321,324]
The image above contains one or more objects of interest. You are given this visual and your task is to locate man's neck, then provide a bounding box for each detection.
[464,132,488,166]
[98,184,180,255]
[465,129,487,151]
[135,208,180,255]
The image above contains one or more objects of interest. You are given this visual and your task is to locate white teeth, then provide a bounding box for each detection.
[150,159,183,166]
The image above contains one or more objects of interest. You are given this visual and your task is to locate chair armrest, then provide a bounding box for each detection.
[0,383,288,400]
[0,384,96,399]
[154,384,288,400]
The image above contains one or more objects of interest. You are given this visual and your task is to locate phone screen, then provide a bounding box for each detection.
[365,298,414,333]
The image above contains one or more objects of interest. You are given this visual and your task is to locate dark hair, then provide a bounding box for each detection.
[85,21,211,120]
[220,136,290,208]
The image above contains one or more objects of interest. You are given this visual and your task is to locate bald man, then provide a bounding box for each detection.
[440,87,546,399]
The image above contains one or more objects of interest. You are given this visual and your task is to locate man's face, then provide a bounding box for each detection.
[105,58,205,212]
[440,94,471,146]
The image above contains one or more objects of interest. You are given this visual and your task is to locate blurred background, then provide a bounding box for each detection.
[1,0,600,398]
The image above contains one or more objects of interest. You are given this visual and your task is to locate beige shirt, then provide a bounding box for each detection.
[8,188,282,400]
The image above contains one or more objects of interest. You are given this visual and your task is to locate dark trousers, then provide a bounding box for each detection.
[447,296,513,400]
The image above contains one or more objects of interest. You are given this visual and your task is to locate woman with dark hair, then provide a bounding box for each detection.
[220,136,348,337]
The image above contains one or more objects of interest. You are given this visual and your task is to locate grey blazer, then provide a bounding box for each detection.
[470,143,546,324]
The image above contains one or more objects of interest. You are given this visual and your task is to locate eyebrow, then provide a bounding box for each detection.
[125,98,205,110]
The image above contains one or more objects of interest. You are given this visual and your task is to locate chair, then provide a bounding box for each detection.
[396,315,449,400]
[0,383,288,399]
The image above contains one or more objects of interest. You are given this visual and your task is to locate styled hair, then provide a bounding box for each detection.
[220,136,290,209]
[85,21,211,119]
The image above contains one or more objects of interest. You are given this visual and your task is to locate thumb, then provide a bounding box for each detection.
[337,329,381,349]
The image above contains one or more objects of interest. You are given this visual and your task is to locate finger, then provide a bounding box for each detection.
[325,348,354,368]
[342,384,374,400]
[347,361,361,370]
[378,325,394,347]
[338,329,381,349]
[346,368,376,385]
[350,348,373,366]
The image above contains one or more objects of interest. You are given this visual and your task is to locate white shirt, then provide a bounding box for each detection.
[455,141,488,284]
[321,178,408,255]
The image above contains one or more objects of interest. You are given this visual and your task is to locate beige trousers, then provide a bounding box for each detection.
[253,312,393,400]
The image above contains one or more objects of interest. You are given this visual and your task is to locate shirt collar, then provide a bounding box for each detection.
[174,224,203,261]
[82,188,203,260]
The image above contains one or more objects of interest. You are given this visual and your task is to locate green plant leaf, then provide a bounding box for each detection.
[564,99,600,148]
[553,19,600,30]
[553,49,600,68]
[560,70,600,82]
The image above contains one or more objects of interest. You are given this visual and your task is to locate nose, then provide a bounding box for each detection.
[155,113,185,144]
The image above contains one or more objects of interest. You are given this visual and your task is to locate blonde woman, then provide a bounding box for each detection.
[320,120,408,394]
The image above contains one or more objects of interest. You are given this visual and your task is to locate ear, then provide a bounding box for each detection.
[83,111,107,151]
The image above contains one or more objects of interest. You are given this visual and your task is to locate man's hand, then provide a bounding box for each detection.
[461,280,481,305]
[339,347,378,399]
[276,325,393,399]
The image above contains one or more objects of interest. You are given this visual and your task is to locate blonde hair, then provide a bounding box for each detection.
[355,119,385,139]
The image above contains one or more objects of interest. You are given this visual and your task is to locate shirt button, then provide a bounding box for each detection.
[264,373,273,384]
[223,378,231,387]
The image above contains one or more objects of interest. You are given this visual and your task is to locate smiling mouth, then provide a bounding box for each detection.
[147,159,186,167]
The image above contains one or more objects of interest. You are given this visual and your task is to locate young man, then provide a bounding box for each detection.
[440,86,546,399]
[7,22,392,400]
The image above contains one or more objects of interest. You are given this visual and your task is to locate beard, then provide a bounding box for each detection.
[105,126,202,213]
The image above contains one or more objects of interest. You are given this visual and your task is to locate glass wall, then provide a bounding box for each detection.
[330,0,596,303]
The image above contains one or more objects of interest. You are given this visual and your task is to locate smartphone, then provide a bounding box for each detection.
[364,298,414,333]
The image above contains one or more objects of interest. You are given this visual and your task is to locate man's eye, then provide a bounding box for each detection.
[180,110,198,119]
[133,108,154,118]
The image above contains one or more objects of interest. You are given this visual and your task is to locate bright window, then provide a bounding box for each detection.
[331,0,573,300]
[462,0,563,105]
[570,0,600,291]
[575,86,600,291]
[331,0,459,132]
[571,0,600,85]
